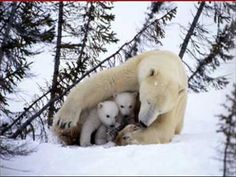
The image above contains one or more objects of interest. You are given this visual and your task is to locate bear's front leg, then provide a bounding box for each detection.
[95,125,107,145]
[53,106,82,130]
[115,124,142,145]
[52,87,86,130]
[122,129,161,145]
[120,113,176,145]
[80,120,98,147]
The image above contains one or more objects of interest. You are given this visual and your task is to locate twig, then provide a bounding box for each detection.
[1,89,51,135]
[0,165,31,173]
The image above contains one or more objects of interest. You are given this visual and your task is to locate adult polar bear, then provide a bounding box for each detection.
[53,50,188,145]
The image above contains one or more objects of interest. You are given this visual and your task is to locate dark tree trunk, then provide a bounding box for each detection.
[0,2,18,68]
[223,136,229,177]
[76,3,94,68]
[178,2,205,59]
[48,2,64,126]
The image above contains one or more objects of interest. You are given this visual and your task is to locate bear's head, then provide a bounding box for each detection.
[113,92,138,118]
[138,68,185,127]
[97,101,119,128]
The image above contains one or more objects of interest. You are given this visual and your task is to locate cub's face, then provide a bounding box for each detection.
[113,92,137,118]
[97,101,119,128]
[139,69,184,127]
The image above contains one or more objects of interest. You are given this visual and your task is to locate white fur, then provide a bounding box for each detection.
[80,101,119,147]
[113,92,137,129]
[94,125,107,145]
[54,50,188,145]
[113,92,137,117]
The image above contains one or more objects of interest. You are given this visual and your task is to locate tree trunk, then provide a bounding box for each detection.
[48,2,64,126]
[0,2,18,69]
[178,2,205,59]
[223,135,229,177]
[76,3,94,68]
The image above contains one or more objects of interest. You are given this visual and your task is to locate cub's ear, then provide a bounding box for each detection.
[148,69,158,77]
[98,103,103,109]
[113,93,118,98]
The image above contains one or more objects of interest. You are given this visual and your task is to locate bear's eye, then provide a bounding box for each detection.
[129,105,132,109]
[147,100,151,105]
[106,115,110,118]
[120,105,124,108]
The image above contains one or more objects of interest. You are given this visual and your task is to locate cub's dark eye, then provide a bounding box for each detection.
[120,105,124,108]
[129,105,132,109]
[106,115,110,118]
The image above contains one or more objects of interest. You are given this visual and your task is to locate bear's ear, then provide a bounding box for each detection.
[98,103,103,109]
[148,69,158,77]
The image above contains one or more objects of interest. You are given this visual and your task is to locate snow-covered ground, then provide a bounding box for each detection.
[1,85,233,176]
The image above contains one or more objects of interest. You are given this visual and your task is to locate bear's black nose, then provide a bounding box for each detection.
[110,125,114,128]
[139,121,147,128]
[124,115,128,118]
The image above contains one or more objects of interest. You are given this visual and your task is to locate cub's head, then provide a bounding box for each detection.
[97,101,119,128]
[113,92,138,118]
[138,68,185,127]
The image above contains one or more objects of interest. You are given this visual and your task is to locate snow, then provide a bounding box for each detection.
[0,117,11,126]
[1,86,233,176]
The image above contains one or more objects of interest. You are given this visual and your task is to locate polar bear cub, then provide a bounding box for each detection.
[80,101,119,147]
[113,92,138,129]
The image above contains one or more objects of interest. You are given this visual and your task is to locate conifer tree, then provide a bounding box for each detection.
[179,2,235,92]
[217,84,236,176]
[0,2,55,117]
[47,2,118,125]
